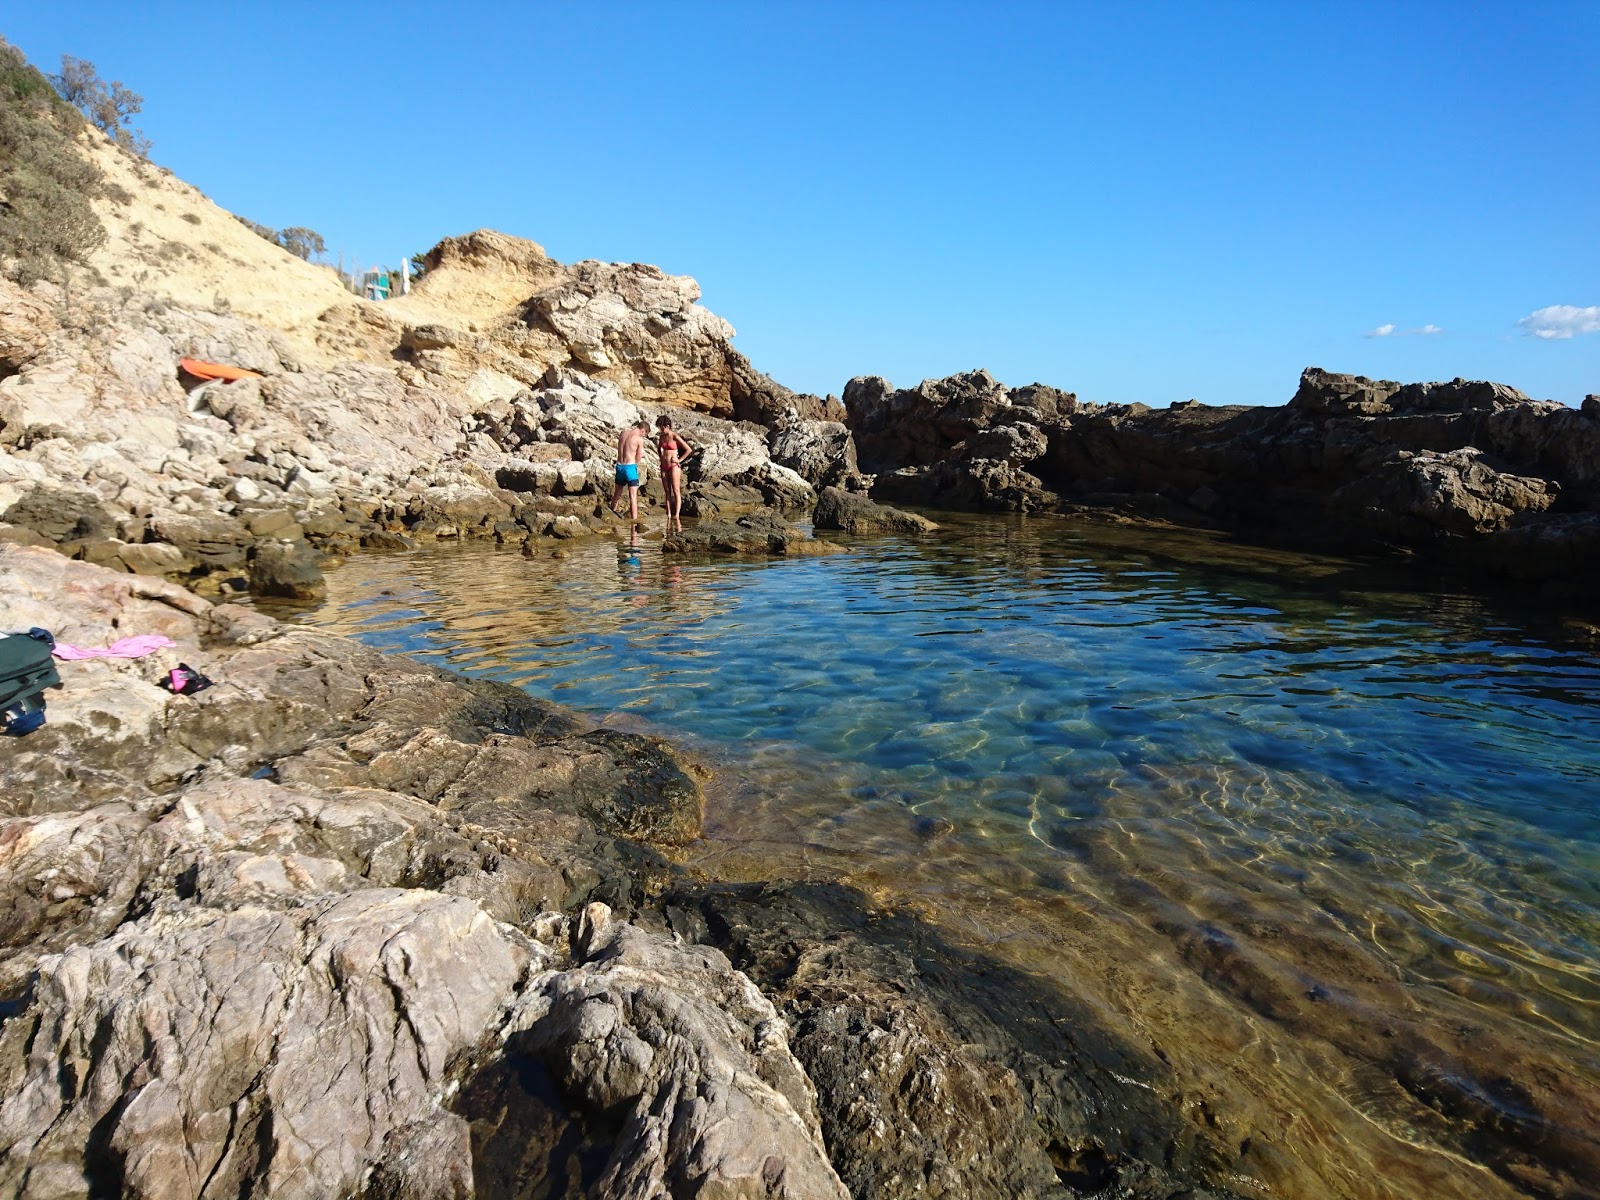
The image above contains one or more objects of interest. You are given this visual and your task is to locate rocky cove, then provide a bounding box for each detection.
[1,114,1598,1200]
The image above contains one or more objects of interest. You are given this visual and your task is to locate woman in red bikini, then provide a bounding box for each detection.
[654,414,697,532]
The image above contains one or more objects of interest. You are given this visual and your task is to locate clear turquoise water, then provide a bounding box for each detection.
[281,516,1600,1199]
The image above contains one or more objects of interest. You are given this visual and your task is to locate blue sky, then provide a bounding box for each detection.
[7,2,1597,406]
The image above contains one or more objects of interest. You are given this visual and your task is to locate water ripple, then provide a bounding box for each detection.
[277,515,1600,1200]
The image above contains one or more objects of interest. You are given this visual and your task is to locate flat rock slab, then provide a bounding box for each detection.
[812,485,938,534]
[662,511,845,557]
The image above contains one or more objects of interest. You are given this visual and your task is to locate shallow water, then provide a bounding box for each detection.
[279,516,1600,1199]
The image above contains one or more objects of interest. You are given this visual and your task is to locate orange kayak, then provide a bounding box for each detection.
[178,357,264,382]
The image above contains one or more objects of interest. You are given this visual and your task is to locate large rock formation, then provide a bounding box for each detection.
[842,366,1600,593]
[0,266,857,593]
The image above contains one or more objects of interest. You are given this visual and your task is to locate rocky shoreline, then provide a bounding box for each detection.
[847,368,1600,599]
[1,102,1595,1197]
[0,543,1251,1199]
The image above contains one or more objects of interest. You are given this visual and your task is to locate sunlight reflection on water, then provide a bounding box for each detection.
[278,514,1600,1199]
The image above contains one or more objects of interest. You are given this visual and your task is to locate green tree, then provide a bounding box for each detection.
[0,38,106,282]
[277,226,326,260]
[50,54,151,159]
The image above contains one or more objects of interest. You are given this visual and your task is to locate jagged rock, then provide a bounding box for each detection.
[0,883,531,1199]
[248,538,327,599]
[489,903,850,1200]
[725,346,845,426]
[964,420,1048,464]
[873,460,1059,514]
[672,881,1243,1200]
[662,511,845,557]
[524,262,741,413]
[845,369,1016,471]
[1288,367,1404,415]
[768,418,860,488]
[812,486,938,534]
[1330,447,1557,539]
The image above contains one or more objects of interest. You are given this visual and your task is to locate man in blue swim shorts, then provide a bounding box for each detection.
[609,418,651,526]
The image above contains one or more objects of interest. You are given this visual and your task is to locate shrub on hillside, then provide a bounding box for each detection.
[0,37,106,283]
[278,226,325,260]
[235,214,278,241]
[50,54,151,159]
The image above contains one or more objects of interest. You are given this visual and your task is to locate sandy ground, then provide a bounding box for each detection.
[81,129,574,370]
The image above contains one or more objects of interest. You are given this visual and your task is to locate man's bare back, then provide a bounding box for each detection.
[616,425,648,467]
[610,419,652,524]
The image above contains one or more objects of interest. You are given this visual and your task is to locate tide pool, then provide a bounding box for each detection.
[279,514,1600,1199]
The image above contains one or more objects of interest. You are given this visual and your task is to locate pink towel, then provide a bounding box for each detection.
[51,634,177,661]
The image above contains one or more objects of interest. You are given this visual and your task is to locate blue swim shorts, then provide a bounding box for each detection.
[615,463,640,486]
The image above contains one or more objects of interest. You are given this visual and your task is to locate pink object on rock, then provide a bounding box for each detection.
[51,634,177,661]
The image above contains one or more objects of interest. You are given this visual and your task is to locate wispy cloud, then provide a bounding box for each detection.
[1517,305,1600,340]
[1364,322,1442,338]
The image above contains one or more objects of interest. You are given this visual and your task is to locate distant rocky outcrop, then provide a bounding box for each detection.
[843,366,1600,593]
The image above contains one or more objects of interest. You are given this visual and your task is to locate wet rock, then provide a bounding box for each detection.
[662,511,845,557]
[812,486,938,534]
[1,486,118,544]
[248,537,327,599]
[362,529,420,550]
[670,881,1244,1200]
[681,481,770,518]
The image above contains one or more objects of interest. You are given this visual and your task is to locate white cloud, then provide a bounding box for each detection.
[1517,305,1600,340]
[1363,322,1442,338]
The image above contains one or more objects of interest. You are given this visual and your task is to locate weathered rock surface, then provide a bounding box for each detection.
[662,510,846,557]
[0,268,857,595]
[844,365,1600,592]
[812,486,938,534]
[0,545,853,1199]
[768,417,862,489]
[667,881,1245,1200]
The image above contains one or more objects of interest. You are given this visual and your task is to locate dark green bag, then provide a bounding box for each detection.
[0,631,60,735]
